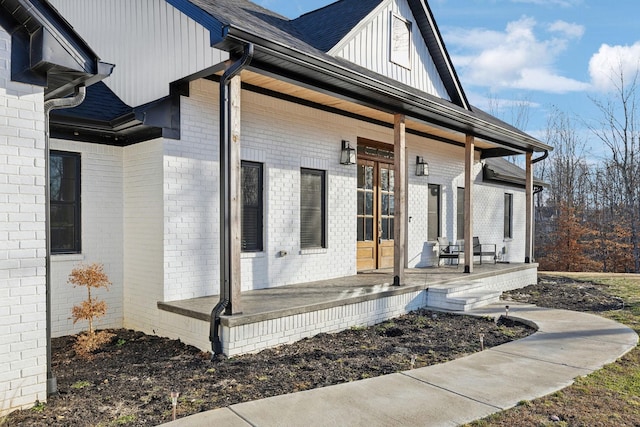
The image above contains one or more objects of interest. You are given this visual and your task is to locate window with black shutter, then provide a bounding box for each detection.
[241,161,263,252]
[300,168,326,249]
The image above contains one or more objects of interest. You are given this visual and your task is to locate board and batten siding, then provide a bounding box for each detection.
[329,0,449,100]
[50,0,229,107]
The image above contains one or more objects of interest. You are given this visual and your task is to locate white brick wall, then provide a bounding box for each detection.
[160,78,531,301]
[0,28,47,416]
[222,290,427,356]
[48,139,124,337]
[122,139,165,335]
[163,80,219,301]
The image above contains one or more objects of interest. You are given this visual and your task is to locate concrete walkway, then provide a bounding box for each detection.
[161,303,638,427]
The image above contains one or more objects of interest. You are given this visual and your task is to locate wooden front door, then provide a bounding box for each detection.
[357,159,395,270]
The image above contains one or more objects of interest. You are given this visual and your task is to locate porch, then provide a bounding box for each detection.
[157,263,537,356]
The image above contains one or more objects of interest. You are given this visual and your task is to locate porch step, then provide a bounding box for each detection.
[427,281,502,312]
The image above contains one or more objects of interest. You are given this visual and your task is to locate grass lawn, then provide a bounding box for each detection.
[466,273,640,427]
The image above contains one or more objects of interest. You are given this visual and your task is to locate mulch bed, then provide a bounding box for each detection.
[6,309,532,426]
[9,274,624,426]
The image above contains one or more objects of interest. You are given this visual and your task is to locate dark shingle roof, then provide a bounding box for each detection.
[291,0,382,52]
[53,82,132,121]
[484,157,547,188]
[184,0,320,54]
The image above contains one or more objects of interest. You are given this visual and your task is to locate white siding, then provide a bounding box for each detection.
[50,0,229,107]
[330,0,449,100]
[0,28,47,416]
[49,140,124,337]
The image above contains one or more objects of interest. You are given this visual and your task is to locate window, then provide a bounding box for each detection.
[427,184,441,241]
[241,161,263,252]
[390,14,411,69]
[456,187,465,239]
[504,193,513,239]
[50,151,81,254]
[300,168,326,249]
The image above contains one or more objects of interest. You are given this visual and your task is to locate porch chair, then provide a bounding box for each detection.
[473,236,497,264]
[437,237,461,266]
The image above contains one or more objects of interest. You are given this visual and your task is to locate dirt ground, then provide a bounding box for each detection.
[5,274,623,427]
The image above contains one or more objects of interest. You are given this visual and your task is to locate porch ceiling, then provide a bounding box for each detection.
[240,70,500,153]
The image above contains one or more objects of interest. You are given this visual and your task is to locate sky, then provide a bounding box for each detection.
[257,0,640,154]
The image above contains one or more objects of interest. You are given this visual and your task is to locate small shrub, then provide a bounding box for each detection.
[70,380,92,390]
[31,401,46,412]
[68,263,114,358]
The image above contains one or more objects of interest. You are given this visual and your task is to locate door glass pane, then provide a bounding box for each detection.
[389,194,394,216]
[389,218,394,240]
[382,194,389,216]
[365,218,373,241]
[389,169,394,190]
[381,168,388,191]
[357,191,364,215]
[357,218,364,241]
[381,218,388,240]
[365,192,373,215]
[365,166,373,190]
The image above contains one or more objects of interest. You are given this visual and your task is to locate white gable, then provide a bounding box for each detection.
[50,0,229,107]
[329,0,450,101]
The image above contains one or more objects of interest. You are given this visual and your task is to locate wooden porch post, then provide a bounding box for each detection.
[464,135,474,273]
[228,75,243,313]
[393,113,406,285]
[525,152,533,263]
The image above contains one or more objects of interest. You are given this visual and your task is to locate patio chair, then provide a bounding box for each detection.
[437,237,461,266]
[473,236,497,264]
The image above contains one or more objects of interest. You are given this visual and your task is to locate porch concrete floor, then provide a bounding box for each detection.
[158,263,534,327]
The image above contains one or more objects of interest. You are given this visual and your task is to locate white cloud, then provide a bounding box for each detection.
[588,42,640,93]
[548,20,585,39]
[510,0,582,6]
[445,16,589,94]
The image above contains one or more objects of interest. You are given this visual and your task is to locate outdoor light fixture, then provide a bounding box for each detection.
[416,156,429,176]
[340,140,356,165]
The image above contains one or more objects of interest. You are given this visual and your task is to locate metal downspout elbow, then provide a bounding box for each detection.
[531,150,549,164]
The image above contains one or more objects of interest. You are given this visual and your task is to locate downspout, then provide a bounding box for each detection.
[44,85,87,395]
[531,150,549,164]
[210,43,253,356]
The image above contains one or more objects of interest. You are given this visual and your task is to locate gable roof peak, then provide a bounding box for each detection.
[292,0,383,53]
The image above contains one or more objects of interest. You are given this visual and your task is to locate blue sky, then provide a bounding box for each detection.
[258,0,640,151]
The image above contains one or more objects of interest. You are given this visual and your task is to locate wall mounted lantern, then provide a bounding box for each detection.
[340,140,356,165]
[416,156,429,176]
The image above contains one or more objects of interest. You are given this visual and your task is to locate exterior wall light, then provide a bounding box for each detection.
[416,156,429,176]
[340,140,356,165]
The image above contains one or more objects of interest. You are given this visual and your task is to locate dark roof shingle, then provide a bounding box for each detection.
[291,0,382,52]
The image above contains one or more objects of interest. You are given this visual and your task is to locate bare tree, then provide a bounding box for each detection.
[486,93,534,167]
[589,64,640,272]
[536,107,594,271]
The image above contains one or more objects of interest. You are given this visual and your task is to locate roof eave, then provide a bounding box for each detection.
[219,28,550,153]
[1,0,113,96]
